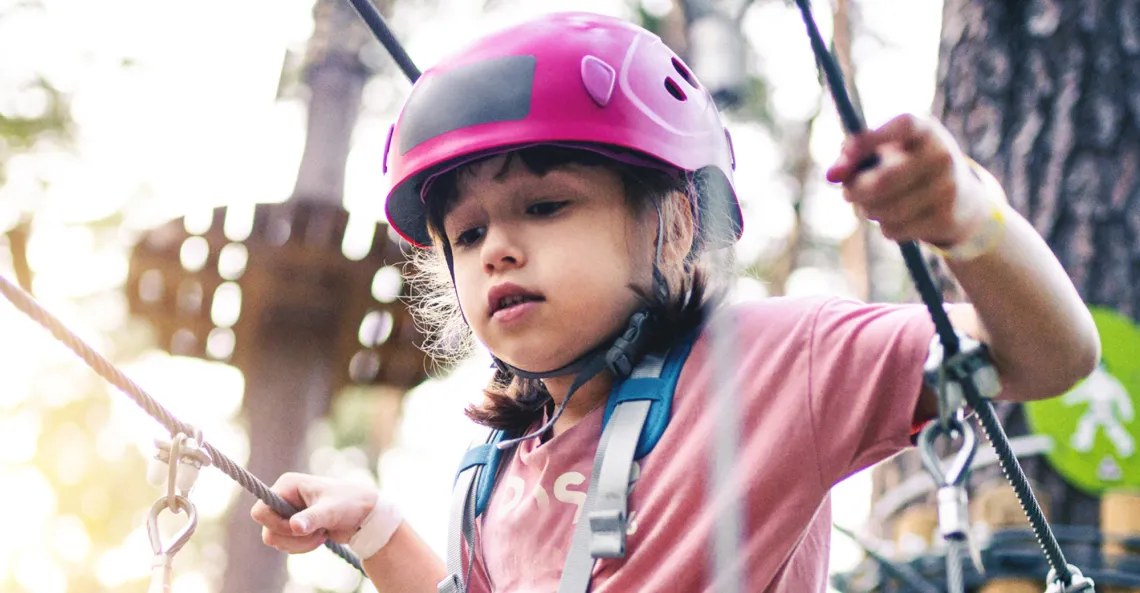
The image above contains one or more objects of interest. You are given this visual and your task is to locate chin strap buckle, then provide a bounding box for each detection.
[605,309,655,378]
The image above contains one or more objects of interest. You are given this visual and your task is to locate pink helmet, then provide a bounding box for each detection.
[383,11,742,249]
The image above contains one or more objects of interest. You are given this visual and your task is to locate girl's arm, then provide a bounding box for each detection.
[251,473,447,593]
[828,114,1100,405]
[942,204,1099,402]
[362,522,448,592]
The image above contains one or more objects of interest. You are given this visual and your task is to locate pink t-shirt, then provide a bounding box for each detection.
[464,296,936,592]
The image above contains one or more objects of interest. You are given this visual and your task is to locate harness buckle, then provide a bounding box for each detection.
[588,508,627,559]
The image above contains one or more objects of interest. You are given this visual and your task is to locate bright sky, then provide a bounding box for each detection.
[0,0,943,591]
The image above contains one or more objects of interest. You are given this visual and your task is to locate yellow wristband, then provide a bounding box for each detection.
[929,159,1008,263]
[929,203,1006,262]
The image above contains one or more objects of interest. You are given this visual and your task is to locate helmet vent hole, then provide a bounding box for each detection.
[664,77,687,101]
[671,57,699,89]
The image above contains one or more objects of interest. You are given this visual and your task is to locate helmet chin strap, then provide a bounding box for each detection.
[440,204,670,449]
[494,307,656,450]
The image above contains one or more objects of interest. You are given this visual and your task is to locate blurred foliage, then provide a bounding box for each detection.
[0,76,73,175]
[0,0,74,186]
[632,0,775,131]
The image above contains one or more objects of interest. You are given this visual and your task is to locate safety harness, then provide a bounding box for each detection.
[438,332,697,593]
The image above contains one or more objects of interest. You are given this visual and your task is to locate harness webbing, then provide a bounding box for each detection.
[559,353,666,592]
[438,349,675,593]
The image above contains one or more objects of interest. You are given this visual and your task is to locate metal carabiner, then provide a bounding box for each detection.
[149,429,211,510]
[147,495,198,593]
[918,418,977,488]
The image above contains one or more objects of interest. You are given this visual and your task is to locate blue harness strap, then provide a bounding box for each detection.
[469,428,510,515]
[601,332,696,461]
[459,333,696,517]
[458,429,509,518]
[440,333,698,593]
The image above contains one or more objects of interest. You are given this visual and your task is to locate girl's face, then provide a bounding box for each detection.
[443,155,656,372]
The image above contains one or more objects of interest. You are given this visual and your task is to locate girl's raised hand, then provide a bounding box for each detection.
[825,114,997,249]
[251,472,378,554]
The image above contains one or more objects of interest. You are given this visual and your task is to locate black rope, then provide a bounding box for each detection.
[966,384,1071,582]
[0,275,365,574]
[792,0,962,357]
[791,0,1072,586]
[345,0,420,83]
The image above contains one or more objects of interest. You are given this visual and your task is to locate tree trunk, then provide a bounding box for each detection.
[218,1,380,592]
[938,0,1140,522]
[867,0,1140,589]
[220,317,339,593]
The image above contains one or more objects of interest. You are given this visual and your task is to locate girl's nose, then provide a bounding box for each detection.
[481,226,525,272]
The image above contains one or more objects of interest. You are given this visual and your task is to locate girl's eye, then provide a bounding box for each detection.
[453,227,485,247]
[526,201,569,217]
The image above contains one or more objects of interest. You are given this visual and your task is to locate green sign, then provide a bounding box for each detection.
[1025,307,1140,495]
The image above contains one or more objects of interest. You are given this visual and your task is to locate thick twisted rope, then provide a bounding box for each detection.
[0,274,365,574]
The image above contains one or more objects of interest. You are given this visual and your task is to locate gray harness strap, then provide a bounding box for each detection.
[440,431,501,593]
[439,352,666,593]
[439,468,476,592]
[559,353,665,593]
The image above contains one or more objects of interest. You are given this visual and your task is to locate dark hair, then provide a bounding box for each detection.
[419,145,712,432]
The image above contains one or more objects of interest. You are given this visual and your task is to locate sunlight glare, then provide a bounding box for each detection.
[172,571,211,593]
[48,515,92,564]
[13,549,65,593]
[340,212,377,262]
[0,465,56,547]
[0,409,41,463]
[53,421,92,486]
[287,544,363,593]
[223,202,256,243]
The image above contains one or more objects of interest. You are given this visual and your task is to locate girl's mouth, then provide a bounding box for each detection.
[487,283,546,320]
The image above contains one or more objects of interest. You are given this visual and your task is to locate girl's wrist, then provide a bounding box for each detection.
[929,158,1009,263]
[347,492,403,561]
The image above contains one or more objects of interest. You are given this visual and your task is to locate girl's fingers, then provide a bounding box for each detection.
[846,139,949,209]
[827,114,940,184]
[250,500,295,534]
[262,526,330,554]
[867,176,957,242]
[858,114,929,150]
[875,201,939,241]
[251,473,331,535]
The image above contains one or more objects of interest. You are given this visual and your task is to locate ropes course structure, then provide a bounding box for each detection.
[0,1,1117,592]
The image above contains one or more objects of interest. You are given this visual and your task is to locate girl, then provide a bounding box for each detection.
[252,12,1098,592]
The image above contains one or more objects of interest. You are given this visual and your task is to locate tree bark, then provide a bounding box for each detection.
[936,0,1140,527]
[868,0,1140,587]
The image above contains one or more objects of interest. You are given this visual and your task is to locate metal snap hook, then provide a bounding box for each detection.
[918,418,978,487]
[147,495,198,559]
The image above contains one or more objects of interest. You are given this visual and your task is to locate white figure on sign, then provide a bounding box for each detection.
[1063,364,1135,458]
